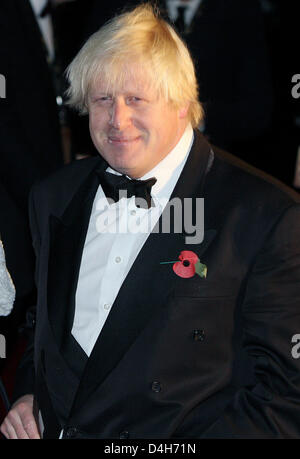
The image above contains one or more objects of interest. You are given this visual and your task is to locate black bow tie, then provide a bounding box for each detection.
[99,171,157,209]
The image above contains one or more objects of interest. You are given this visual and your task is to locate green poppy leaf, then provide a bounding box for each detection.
[195,261,207,278]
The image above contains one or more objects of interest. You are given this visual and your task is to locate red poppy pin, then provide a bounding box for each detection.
[160,250,207,279]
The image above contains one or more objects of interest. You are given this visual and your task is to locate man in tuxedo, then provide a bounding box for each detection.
[0,0,63,217]
[1,3,300,439]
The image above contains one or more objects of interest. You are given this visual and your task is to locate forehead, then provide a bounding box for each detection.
[89,61,158,98]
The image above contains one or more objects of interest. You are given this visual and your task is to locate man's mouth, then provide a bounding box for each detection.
[108,135,140,145]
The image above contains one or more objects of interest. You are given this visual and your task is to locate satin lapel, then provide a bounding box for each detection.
[47,160,106,355]
[71,131,217,412]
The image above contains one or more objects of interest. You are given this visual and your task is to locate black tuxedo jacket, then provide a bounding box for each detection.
[14,131,300,438]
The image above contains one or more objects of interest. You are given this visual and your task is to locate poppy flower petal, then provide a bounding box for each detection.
[173,261,195,278]
[179,250,199,264]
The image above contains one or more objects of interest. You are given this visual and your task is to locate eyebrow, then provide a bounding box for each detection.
[89,91,149,100]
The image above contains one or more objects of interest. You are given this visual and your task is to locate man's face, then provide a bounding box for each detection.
[87,67,189,178]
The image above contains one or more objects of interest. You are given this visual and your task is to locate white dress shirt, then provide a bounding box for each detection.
[71,124,194,356]
[29,0,55,62]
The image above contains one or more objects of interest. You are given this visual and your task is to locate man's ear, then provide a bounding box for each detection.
[178,103,190,119]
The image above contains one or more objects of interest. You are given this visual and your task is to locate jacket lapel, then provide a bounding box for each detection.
[46,160,107,362]
[71,131,217,412]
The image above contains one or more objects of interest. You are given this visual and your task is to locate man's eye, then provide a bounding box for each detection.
[127,96,142,104]
[95,96,112,104]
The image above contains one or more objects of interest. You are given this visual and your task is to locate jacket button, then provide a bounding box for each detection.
[193,329,205,341]
[64,427,78,438]
[151,381,162,393]
[119,431,130,439]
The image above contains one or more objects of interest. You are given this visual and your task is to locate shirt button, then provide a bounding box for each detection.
[130,210,136,216]
[115,256,122,263]
[103,303,111,310]
[151,381,162,393]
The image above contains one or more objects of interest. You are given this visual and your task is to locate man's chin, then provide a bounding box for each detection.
[104,150,145,175]
[110,159,148,178]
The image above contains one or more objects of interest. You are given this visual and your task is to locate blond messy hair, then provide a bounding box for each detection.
[66,3,203,127]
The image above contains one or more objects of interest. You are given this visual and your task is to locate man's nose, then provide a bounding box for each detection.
[109,99,131,130]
